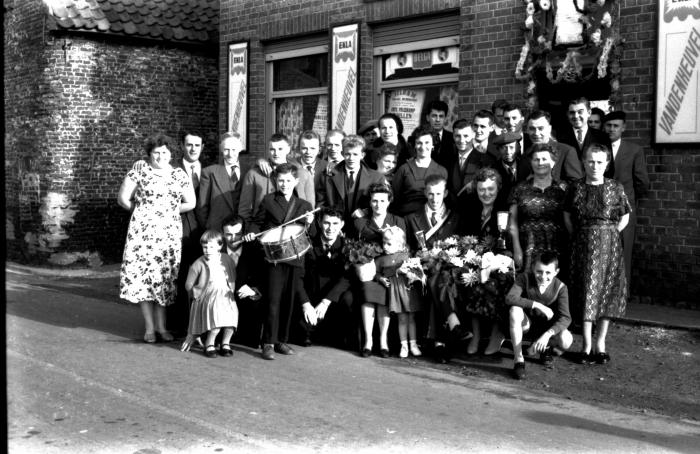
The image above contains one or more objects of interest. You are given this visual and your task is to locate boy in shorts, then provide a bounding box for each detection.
[506,251,573,379]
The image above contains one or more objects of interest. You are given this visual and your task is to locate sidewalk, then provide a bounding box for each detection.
[6,261,700,331]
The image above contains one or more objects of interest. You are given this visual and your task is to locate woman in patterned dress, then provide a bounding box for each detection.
[564,144,630,365]
[118,134,196,343]
[508,143,567,273]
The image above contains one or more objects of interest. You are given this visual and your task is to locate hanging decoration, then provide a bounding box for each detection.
[515,0,624,109]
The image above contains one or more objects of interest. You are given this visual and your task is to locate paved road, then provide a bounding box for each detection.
[6,267,700,453]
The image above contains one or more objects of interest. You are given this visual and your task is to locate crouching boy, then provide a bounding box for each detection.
[505,251,573,380]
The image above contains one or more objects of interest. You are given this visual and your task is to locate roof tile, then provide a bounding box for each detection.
[46,0,218,44]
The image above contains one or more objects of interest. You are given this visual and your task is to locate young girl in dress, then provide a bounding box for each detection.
[180,230,239,358]
[375,226,423,358]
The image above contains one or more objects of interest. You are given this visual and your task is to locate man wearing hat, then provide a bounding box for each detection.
[604,110,650,291]
[493,131,526,206]
[357,119,379,145]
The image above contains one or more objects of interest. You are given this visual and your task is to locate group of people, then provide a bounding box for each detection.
[117,96,649,380]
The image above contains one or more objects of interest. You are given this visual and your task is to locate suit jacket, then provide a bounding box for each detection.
[293,158,327,192]
[446,149,497,196]
[405,207,461,251]
[557,126,614,177]
[196,164,242,231]
[304,234,351,303]
[176,159,200,241]
[614,140,649,207]
[494,159,528,206]
[317,161,386,221]
[520,140,584,185]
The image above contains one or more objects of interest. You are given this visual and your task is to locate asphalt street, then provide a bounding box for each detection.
[6,266,700,453]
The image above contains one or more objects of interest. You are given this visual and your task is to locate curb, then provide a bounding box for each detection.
[612,316,700,333]
[6,262,121,279]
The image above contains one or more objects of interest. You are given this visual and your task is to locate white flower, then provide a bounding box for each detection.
[460,270,480,287]
[525,16,534,29]
[537,35,547,45]
[444,247,460,257]
[526,2,535,15]
[442,236,458,246]
[591,29,602,46]
[601,12,612,28]
[465,249,481,266]
[539,0,551,11]
[449,256,465,268]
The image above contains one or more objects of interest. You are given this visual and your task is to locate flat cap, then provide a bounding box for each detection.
[603,111,626,123]
[492,131,522,146]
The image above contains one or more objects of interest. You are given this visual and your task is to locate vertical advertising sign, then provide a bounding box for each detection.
[655,1,700,144]
[228,42,248,151]
[331,23,358,135]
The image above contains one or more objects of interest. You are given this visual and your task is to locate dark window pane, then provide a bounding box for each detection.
[273,54,329,91]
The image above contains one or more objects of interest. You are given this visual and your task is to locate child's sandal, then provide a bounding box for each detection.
[219,344,234,357]
[204,345,218,358]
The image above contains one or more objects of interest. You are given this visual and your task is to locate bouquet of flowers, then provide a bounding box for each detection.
[417,235,515,321]
[342,239,384,282]
[398,257,426,289]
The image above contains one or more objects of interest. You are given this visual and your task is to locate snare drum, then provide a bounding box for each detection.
[258,224,311,264]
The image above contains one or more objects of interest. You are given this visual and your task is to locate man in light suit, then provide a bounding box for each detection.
[294,130,327,192]
[317,135,385,237]
[557,97,614,177]
[521,110,584,185]
[604,110,650,291]
[196,132,243,231]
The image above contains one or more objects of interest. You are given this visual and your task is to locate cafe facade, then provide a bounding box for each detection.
[220,0,700,307]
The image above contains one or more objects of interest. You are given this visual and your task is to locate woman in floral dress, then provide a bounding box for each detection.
[564,144,630,365]
[508,143,567,273]
[118,133,196,343]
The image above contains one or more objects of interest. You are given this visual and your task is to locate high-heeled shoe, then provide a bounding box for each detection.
[156,331,174,342]
[466,337,479,355]
[143,332,156,344]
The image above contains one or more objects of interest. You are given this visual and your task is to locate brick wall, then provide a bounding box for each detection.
[5,0,219,264]
[219,0,699,307]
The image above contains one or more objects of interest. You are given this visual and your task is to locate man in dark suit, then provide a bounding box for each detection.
[502,103,529,157]
[472,109,500,160]
[492,131,526,206]
[446,118,496,200]
[557,97,614,177]
[409,99,455,168]
[404,175,467,362]
[294,130,327,192]
[521,110,584,185]
[300,208,354,348]
[196,132,243,231]
[168,132,204,335]
[317,135,385,236]
[221,215,264,349]
[604,111,650,292]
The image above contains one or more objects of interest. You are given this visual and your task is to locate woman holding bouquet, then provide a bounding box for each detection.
[461,168,512,355]
[354,183,406,357]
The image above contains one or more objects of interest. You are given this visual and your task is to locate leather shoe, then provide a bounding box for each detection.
[449,325,473,343]
[261,344,275,360]
[219,344,234,357]
[379,349,390,358]
[577,352,593,365]
[595,352,611,364]
[512,361,526,380]
[303,337,312,347]
[434,344,450,364]
[204,345,218,358]
[274,342,295,355]
[361,348,371,358]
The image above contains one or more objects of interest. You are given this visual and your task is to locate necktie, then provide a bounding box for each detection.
[306,165,314,176]
[230,165,238,185]
[347,170,355,193]
[576,129,583,146]
[430,212,438,227]
[190,165,199,187]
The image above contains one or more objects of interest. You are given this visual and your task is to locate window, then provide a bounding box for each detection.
[266,38,329,152]
[373,15,460,140]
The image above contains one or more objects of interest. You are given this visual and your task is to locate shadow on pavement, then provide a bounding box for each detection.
[524,410,700,453]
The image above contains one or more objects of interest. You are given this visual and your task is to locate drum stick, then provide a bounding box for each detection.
[252,207,321,239]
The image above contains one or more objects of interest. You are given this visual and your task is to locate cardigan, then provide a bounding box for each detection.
[185,254,238,300]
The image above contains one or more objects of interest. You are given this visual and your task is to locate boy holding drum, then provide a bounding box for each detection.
[244,164,315,360]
